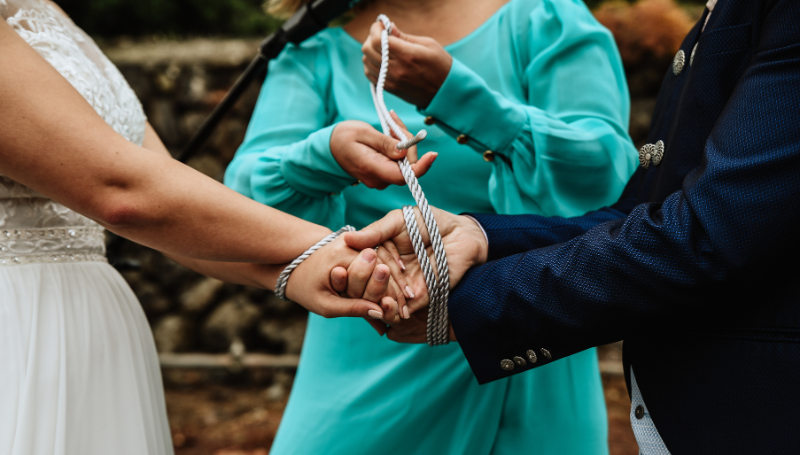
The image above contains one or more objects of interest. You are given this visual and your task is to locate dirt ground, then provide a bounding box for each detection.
[165,370,638,455]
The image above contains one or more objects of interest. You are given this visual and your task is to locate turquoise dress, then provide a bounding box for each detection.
[225,0,638,453]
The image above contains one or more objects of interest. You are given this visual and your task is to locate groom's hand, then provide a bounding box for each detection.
[343,206,489,342]
[345,206,488,295]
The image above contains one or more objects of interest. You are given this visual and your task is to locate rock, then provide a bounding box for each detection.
[155,62,182,93]
[182,64,208,104]
[147,99,180,147]
[131,280,172,316]
[258,317,307,355]
[260,291,298,315]
[153,315,195,353]
[263,383,286,402]
[180,277,225,313]
[186,154,225,181]
[201,295,261,352]
[210,118,247,162]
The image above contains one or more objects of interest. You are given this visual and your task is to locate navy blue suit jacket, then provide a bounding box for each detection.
[449,0,800,451]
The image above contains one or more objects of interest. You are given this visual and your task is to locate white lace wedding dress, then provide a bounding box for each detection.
[0,1,173,453]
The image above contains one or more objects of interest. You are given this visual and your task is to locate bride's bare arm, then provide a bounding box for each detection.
[0,21,337,264]
[138,123,407,320]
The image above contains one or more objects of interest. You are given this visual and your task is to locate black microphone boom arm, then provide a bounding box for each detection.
[178,0,361,162]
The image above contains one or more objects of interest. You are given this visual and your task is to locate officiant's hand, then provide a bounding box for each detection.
[362,21,452,109]
[331,120,436,190]
[343,206,488,342]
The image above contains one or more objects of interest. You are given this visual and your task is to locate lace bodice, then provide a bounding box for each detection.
[0,0,146,265]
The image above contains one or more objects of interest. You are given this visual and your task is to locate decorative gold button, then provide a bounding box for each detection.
[456,134,469,145]
[500,359,515,371]
[540,348,552,360]
[483,150,495,162]
[526,349,538,364]
[424,116,436,125]
[513,356,527,367]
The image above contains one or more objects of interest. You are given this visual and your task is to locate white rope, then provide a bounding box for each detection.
[371,14,450,346]
[275,226,356,301]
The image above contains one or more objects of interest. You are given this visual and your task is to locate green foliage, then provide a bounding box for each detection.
[585,0,706,9]
[58,0,709,38]
[58,0,281,37]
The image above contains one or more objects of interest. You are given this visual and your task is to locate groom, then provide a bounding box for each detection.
[347,0,800,452]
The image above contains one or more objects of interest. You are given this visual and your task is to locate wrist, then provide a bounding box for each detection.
[460,215,489,267]
[418,53,453,110]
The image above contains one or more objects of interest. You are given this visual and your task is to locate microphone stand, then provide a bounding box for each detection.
[110,0,358,270]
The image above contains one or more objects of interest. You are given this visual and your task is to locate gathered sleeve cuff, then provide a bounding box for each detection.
[420,58,527,157]
[422,0,639,217]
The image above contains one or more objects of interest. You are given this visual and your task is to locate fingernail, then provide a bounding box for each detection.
[332,274,343,283]
[374,267,387,282]
[403,306,410,319]
[397,258,406,271]
[368,309,383,319]
[405,286,416,299]
[361,248,376,262]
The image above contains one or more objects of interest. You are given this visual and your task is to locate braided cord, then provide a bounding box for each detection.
[372,15,450,345]
[275,226,356,301]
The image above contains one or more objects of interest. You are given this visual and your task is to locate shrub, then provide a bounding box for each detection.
[58,0,281,38]
[593,0,696,67]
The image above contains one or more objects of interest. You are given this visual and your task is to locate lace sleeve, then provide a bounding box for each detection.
[2,0,146,146]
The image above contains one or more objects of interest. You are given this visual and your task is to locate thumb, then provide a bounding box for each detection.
[344,209,406,250]
[390,23,428,45]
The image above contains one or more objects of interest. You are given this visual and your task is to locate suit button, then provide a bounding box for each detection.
[513,356,527,367]
[673,50,686,76]
[652,140,665,166]
[482,150,495,162]
[456,134,469,145]
[540,348,552,360]
[424,116,436,125]
[500,359,515,371]
[526,349,538,364]
[635,405,645,420]
[639,141,664,168]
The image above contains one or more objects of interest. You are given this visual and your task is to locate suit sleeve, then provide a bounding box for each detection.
[450,3,800,384]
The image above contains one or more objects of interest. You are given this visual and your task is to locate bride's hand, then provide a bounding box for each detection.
[284,236,407,321]
[344,206,488,342]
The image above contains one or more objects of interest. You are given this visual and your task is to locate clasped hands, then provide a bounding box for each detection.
[285,207,488,344]
[283,22,476,341]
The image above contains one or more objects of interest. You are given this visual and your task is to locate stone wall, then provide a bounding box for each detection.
[102,33,664,358]
[106,39,309,358]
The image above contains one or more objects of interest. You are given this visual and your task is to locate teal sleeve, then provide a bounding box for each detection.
[223,41,352,230]
[421,0,638,217]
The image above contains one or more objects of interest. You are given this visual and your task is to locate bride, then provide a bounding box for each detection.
[0,1,419,453]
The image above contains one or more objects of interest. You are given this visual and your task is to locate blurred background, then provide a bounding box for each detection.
[56,0,706,454]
